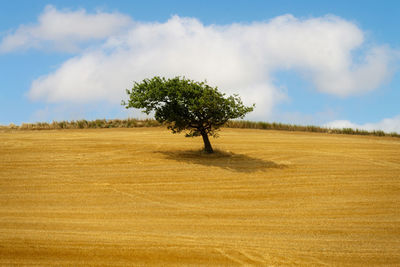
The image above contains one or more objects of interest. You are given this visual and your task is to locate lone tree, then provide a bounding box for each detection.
[122,76,254,153]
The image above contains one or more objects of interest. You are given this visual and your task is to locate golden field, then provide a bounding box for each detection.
[0,127,399,266]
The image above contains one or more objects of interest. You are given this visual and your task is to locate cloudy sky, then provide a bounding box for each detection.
[1,0,399,132]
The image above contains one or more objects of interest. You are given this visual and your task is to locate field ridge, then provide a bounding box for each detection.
[1,118,399,138]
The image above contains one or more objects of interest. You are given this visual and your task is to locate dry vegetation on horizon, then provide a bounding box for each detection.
[1,127,399,265]
[1,118,399,138]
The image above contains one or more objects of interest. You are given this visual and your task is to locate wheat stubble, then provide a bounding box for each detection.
[1,128,399,266]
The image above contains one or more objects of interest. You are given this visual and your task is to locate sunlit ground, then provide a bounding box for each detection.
[1,128,399,266]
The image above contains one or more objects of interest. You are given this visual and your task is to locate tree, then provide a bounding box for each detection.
[122,76,254,153]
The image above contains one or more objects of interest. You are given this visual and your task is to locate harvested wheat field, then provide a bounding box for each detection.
[0,127,399,266]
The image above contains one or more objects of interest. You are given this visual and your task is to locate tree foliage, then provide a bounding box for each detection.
[122,76,254,153]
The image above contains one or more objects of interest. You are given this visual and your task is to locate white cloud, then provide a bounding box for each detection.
[0,5,132,52]
[325,115,400,133]
[1,6,397,120]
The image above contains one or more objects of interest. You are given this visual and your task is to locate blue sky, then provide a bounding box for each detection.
[1,0,399,132]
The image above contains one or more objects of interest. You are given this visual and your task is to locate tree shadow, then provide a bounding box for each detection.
[156,149,287,173]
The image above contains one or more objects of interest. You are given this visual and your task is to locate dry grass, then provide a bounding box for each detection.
[1,118,399,138]
[1,128,399,266]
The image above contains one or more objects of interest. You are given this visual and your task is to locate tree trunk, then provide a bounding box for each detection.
[201,131,213,153]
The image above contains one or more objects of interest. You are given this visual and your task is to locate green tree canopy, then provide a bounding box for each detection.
[122,76,254,153]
